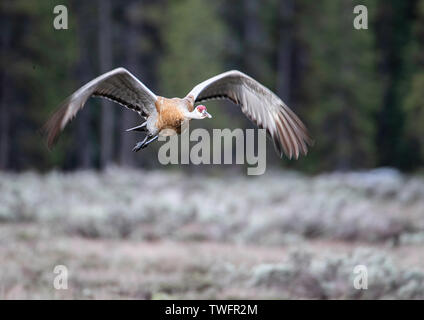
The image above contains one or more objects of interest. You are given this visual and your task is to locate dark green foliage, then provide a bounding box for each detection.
[158,0,226,97]
[374,0,416,170]
[1,0,78,169]
[1,0,423,172]
[297,0,381,171]
[158,0,235,131]
[402,0,424,168]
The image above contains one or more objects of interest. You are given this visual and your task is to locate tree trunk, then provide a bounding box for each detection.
[119,3,140,167]
[243,0,263,79]
[74,0,94,169]
[98,0,114,168]
[0,10,11,170]
[276,0,294,104]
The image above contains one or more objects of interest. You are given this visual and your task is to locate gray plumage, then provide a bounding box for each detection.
[44,68,312,159]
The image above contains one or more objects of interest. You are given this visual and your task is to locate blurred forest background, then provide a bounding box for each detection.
[2,0,424,300]
[1,0,424,173]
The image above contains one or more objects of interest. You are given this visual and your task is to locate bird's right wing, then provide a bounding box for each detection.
[43,67,157,148]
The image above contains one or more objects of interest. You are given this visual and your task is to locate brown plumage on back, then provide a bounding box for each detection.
[43,68,312,157]
[154,97,187,132]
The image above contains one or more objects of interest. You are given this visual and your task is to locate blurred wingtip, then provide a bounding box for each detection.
[37,126,53,151]
[41,104,69,150]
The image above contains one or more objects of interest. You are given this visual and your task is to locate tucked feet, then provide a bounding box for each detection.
[132,135,158,152]
[132,135,149,152]
[132,141,145,152]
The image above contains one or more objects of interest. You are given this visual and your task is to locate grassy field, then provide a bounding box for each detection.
[1,168,424,299]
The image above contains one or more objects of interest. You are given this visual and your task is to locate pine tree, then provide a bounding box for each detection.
[374,0,416,170]
[159,0,226,97]
[158,0,238,141]
[298,0,381,171]
[402,0,424,168]
[1,0,78,169]
[98,0,114,168]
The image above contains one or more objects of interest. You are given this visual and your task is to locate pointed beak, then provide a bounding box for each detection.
[203,111,212,119]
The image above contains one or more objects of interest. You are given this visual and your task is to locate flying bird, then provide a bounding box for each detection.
[44,68,312,158]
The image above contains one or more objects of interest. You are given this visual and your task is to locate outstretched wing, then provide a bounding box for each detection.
[187,70,313,159]
[43,67,157,148]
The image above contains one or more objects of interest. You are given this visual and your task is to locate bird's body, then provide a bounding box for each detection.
[44,68,312,158]
[153,96,194,135]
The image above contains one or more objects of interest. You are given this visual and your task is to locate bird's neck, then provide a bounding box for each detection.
[184,110,202,120]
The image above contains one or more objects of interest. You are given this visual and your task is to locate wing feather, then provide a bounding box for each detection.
[187,70,312,159]
[43,68,157,148]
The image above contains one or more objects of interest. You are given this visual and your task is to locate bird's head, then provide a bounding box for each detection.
[193,105,212,119]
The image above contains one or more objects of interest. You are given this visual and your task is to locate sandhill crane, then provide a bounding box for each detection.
[44,68,312,158]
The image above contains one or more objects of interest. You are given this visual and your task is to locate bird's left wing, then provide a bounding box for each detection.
[43,67,157,148]
[187,70,313,159]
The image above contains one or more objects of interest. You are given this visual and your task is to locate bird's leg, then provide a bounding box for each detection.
[132,134,150,152]
[132,134,158,152]
[126,121,147,132]
[141,135,158,149]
